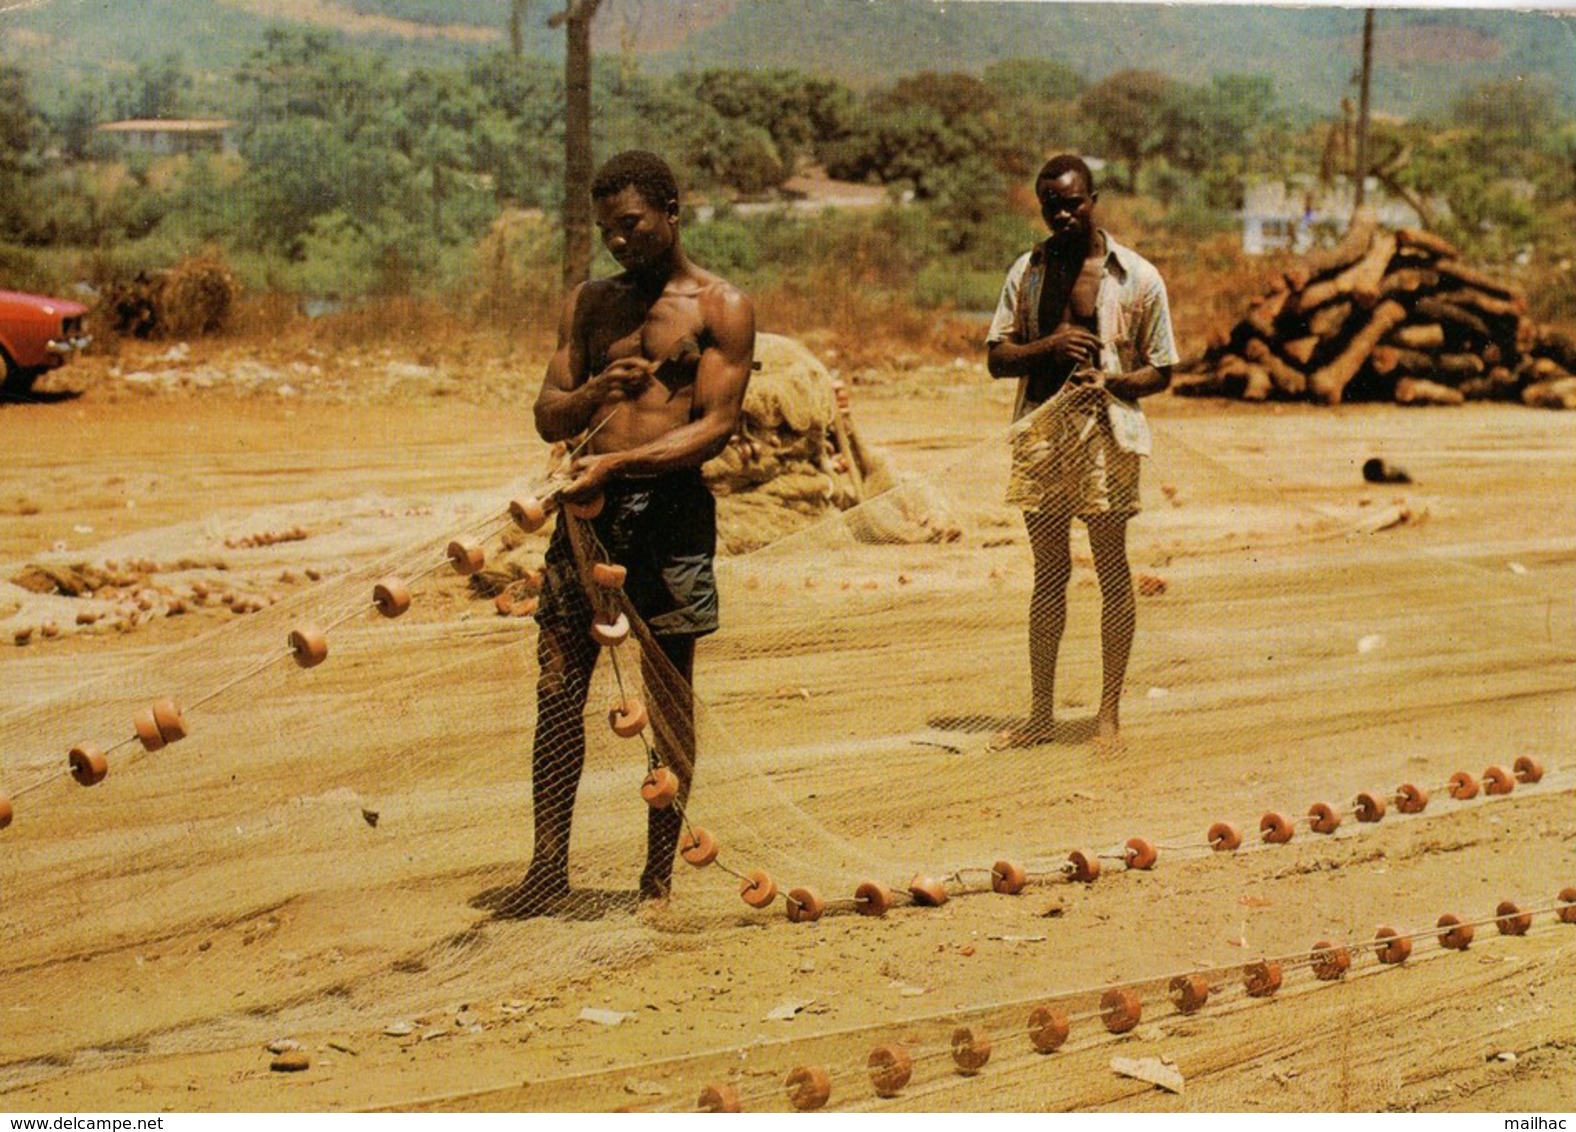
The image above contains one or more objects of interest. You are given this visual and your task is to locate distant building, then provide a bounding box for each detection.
[1241,177,1429,255]
[95,119,240,158]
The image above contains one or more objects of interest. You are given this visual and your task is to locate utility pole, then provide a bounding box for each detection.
[1354,8,1374,210]
[551,0,603,288]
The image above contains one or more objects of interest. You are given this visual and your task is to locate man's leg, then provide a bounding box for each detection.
[1085,514,1135,744]
[638,632,696,901]
[520,624,598,907]
[1004,509,1072,744]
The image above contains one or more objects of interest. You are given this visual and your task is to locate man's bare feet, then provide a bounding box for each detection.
[1093,711,1123,750]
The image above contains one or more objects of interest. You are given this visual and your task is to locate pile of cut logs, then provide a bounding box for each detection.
[1178,208,1576,409]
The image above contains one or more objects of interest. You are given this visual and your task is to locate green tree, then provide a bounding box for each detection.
[1077,70,1177,192]
[982,58,1085,104]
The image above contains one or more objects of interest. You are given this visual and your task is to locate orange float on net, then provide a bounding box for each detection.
[373,577,412,618]
[1244,959,1283,997]
[590,562,628,589]
[608,698,648,739]
[1448,770,1480,800]
[867,1044,913,1097]
[1168,973,1210,1014]
[564,493,605,521]
[1513,755,1543,784]
[1482,765,1514,795]
[678,826,718,868]
[1308,802,1341,834]
[590,612,631,648]
[1027,1004,1070,1053]
[1067,849,1100,882]
[494,593,514,616]
[739,869,777,909]
[1354,792,1386,823]
[991,859,1027,894]
[133,707,166,753]
[69,743,108,787]
[908,875,948,907]
[696,1084,741,1113]
[1100,987,1142,1034]
[1394,782,1428,814]
[1437,913,1474,950]
[1310,939,1351,981]
[1495,901,1532,936]
[0,792,12,830]
[1208,822,1242,852]
[1259,811,1294,845]
[508,496,550,533]
[1124,837,1158,870]
[950,1025,991,1075]
[511,596,538,618]
[855,880,892,917]
[288,624,328,669]
[640,767,679,810]
[1557,887,1576,925]
[785,1065,830,1112]
[1374,926,1412,964]
[152,698,187,744]
[446,539,485,576]
[786,886,824,924]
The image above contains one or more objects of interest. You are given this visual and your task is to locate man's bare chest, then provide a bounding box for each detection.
[587,290,705,373]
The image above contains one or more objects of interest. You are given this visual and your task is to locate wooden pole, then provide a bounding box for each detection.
[1354,8,1374,211]
[560,0,603,288]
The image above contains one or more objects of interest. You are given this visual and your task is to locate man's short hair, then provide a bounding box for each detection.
[1036,154,1095,196]
[591,150,680,209]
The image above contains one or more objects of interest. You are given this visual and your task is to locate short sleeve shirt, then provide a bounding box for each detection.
[986,232,1180,420]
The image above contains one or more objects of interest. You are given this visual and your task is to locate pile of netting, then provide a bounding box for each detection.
[2,362,1573,1108]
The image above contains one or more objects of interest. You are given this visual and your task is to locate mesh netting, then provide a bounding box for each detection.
[2,382,1573,1105]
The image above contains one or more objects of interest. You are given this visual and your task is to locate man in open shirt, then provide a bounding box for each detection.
[984,153,1178,748]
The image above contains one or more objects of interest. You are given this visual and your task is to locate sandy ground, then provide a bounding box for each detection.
[1,344,1574,1114]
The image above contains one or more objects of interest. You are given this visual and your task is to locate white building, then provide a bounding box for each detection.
[1241,176,1426,255]
[95,119,240,158]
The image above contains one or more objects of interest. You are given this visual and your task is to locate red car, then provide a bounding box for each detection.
[0,289,91,398]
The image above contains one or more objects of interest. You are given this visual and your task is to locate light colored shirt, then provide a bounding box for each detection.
[986,231,1179,421]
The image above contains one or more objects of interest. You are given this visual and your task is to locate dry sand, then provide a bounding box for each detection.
[1,344,1573,1113]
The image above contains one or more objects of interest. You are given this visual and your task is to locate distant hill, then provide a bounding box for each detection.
[3,0,1573,121]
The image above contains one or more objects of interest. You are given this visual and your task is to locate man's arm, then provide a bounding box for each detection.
[561,285,756,497]
[988,328,1101,378]
[533,283,654,443]
[1103,271,1177,401]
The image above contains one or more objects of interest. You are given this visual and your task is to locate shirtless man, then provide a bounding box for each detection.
[985,154,1177,748]
[516,150,755,914]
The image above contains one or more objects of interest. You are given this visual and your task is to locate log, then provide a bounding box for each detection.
[1395,228,1460,259]
[1293,234,1397,314]
[1283,336,1320,366]
[1241,363,1274,402]
[1345,231,1398,308]
[1388,347,1435,373]
[1243,338,1307,397]
[1434,353,1487,381]
[1522,376,1576,410]
[1434,260,1525,306]
[1539,325,1576,371]
[1245,290,1291,339]
[1369,346,1401,376]
[1377,267,1437,299]
[1286,206,1378,291]
[1436,287,1523,324]
[1395,377,1464,406]
[1414,297,1492,341]
[1309,300,1408,405]
[1308,300,1354,341]
[1388,323,1445,351]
